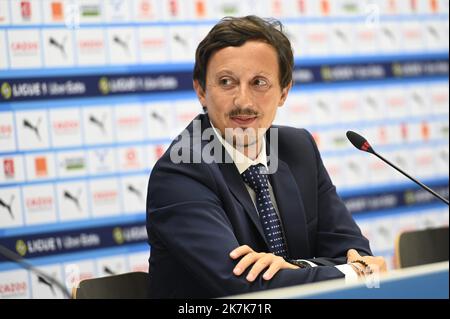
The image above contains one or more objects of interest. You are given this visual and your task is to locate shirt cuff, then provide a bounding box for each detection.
[335,264,359,284]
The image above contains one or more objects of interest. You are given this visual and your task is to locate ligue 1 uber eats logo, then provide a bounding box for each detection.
[1,82,12,100]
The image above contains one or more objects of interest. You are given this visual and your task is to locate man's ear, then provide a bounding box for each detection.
[193,80,207,107]
[278,81,292,107]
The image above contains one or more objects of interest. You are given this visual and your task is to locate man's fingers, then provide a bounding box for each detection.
[233,252,261,276]
[246,255,274,282]
[229,245,253,259]
[262,261,283,281]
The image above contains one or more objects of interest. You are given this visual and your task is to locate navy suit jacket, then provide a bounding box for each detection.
[146,113,371,298]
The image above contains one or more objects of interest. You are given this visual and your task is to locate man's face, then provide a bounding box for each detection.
[194,40,291,149]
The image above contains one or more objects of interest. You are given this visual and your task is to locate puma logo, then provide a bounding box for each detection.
[23,118,42,141]
[63,190,82,211]
[89,114,107,134]
[0,195,14,220]
[49,36,67,58]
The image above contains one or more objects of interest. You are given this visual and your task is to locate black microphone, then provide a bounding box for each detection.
[0,244,71,299]
[346,130,449,206]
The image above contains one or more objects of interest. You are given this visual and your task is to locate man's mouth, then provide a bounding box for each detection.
[230,115,257,126]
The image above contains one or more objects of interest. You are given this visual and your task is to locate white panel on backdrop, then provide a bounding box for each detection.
[191,0,211,20]
[406,85,431,117]
[284,93,314,128]
[104,0,133,22]
[15,110,50,150]
[87,147,117,175]
[168,26,197,62]
[378,22,402,53]
[75,28,106,66]
[30,265,65,299]
[10,0,41,24]
[430,83,449,115]
[343,154,368,188]
[303,24,330,56]
[161,0,191,21]
[82,106,114,145]
[42,28,75,67]
[0,155,25,185]
[147,143,169,168]
[42,0,66,24]
[0,112,15,152]
[22,183,57,225]
[107,27,138,65]
[431,120,450,142]
[25,152,56,181]
[7,29,42,68]
[132,0,160,22]
[0,269,30,299]
[330,23,355,55]
[56,150,87,178]
[367,153,392,184]
[383,88,409,119]
[210,0,245,19]
[0,0,10,24]
[56,180,89,221]
[63,260,96,291]
[0,31,7,69]
[117,146,146,172]
[283,23,306,58]
[96,255,128,277]
[137,26,169,63]
[145,102,174,139]
[120,174,148,214]
[423,21,448,51]
[354,24,377,54]
[49,108,83,147]
[336,91,360,123]
[114,104,144,142]
[414,147,437,179]
[128,251,149,273]
[310,92,336,125]
[401,21,426,52]
[360,88,385,121]
[0,186,23,228]
[195,24,215,48]
[89,178,121,218]
[174,100,202,134]
[77,0,103,24]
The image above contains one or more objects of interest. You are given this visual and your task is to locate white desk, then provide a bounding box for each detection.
[226,261,449,299]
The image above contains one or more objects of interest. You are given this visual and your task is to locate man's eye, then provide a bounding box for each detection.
[253,78,269,87]
[219,78,234,86]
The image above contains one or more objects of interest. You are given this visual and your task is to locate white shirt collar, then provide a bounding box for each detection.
[210,122,268,174]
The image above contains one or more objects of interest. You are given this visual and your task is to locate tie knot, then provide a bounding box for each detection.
[241,164,269,192]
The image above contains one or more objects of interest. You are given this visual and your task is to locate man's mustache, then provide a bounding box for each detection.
[227,108,259,117]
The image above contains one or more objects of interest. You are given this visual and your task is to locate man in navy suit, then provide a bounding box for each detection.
[146,16,386,298]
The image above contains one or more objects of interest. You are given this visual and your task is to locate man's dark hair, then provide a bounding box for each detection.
[193,15,294,91]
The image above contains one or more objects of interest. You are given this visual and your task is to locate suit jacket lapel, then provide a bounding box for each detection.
[218,161,268,246]
[201,115,268,245]
[269,158,310,259]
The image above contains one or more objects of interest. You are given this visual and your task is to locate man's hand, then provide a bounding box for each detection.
[229,245,299,282]
[347,249,387,274]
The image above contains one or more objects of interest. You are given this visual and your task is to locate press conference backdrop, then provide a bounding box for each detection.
[0,0,448,299]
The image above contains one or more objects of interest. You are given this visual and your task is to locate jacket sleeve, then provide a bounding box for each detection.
[147,148,345,298]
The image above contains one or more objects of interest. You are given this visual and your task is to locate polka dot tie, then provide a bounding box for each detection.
[241,164,288,258]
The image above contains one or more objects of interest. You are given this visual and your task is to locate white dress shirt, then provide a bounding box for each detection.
[210,123,358,284]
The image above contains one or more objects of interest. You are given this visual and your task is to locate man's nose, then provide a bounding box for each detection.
[233,85,253,108]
